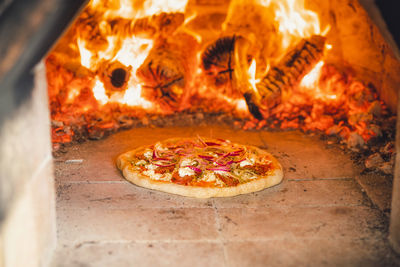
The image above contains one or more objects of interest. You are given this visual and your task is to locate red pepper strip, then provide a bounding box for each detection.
[220,152,231,159]
[216,174,239,186]
[175,147,184,153]
[218,159,240,166]
[205,142,221,146]
[206,167,230,172]
[198,155,214,161]
[215,161,227,166]
[153,144,174,159]
[171,173,193,185]
[153,150,172,160]
[183,165,202,173]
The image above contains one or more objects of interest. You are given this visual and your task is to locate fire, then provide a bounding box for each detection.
[300,60,324,89]
[248,59,260,91]
[92,78,108,105]
[260,0,320,49]
[47,0,386,148]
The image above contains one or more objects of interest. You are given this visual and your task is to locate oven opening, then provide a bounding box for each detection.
[1,0,400,266]
[49,0,395,152]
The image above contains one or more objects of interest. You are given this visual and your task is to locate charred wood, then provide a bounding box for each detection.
[137,34,198,111]
[137,47,185,109]
[201,36,237,89]
[244,35,326,119]
[98,61,132,96]
[202,36,236,75]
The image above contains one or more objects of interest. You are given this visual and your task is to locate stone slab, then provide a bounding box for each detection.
[57,179,368,211]
[355,173,393,214]
[57,207,218,244]
[225,238,400,267]
[213,179,369,208]
[52,126,395,266]
[52,241,225,267]
[1,158,56,267]
[217,206,385,241]
[258,131,356,179]
[56,182,214,209]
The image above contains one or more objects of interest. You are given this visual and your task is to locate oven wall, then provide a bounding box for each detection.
[0,62,56,267]
[0,1,86,264]
[307,0,400,112]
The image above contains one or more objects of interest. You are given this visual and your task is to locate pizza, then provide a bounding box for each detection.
[117,137,283,198]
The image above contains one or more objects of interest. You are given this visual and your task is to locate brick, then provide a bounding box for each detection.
[57,182,214,209]
[52,241,225,267]
[259,131,356,179]
[355,173,393,213]
[58,207,218,244]
[217,206,385,240]
[213,179,368,208]
[2,159,56,267]
[225,238,399,267]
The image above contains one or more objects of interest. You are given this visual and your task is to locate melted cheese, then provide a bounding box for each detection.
[204,171,225,186]
[146,164,158,170]
[143,149,153,159]
[202,172,216,182]
[178,167,195,177]
[142,170,162,180]
[240,158,255,167]
[135,160,147,166]
[180,158,194,167]
[214,175,224,186]
[142,170,172,181]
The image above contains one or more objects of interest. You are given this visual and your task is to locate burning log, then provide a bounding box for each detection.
[201,35,257,98]
[98,61,132,96]
[202,36,236,88]
[137,46,185,110]
[137,33,198,111]
[107,12,185,39]
[244,35,326,119]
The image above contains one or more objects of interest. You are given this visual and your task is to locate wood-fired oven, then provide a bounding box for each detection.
[1,0,400,266]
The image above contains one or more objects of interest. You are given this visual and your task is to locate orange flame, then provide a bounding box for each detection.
[262,0,320,49]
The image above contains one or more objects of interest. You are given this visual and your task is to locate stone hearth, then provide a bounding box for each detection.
[51,126,400,266]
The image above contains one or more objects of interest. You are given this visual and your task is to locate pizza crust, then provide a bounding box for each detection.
[117,141,283,198]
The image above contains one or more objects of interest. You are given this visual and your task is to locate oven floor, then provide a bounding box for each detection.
[51,126,400,266]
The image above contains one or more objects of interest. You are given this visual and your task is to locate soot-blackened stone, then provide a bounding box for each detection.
[111,68,126,88]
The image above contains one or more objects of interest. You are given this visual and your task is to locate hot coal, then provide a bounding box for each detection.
[365,153,385,169]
